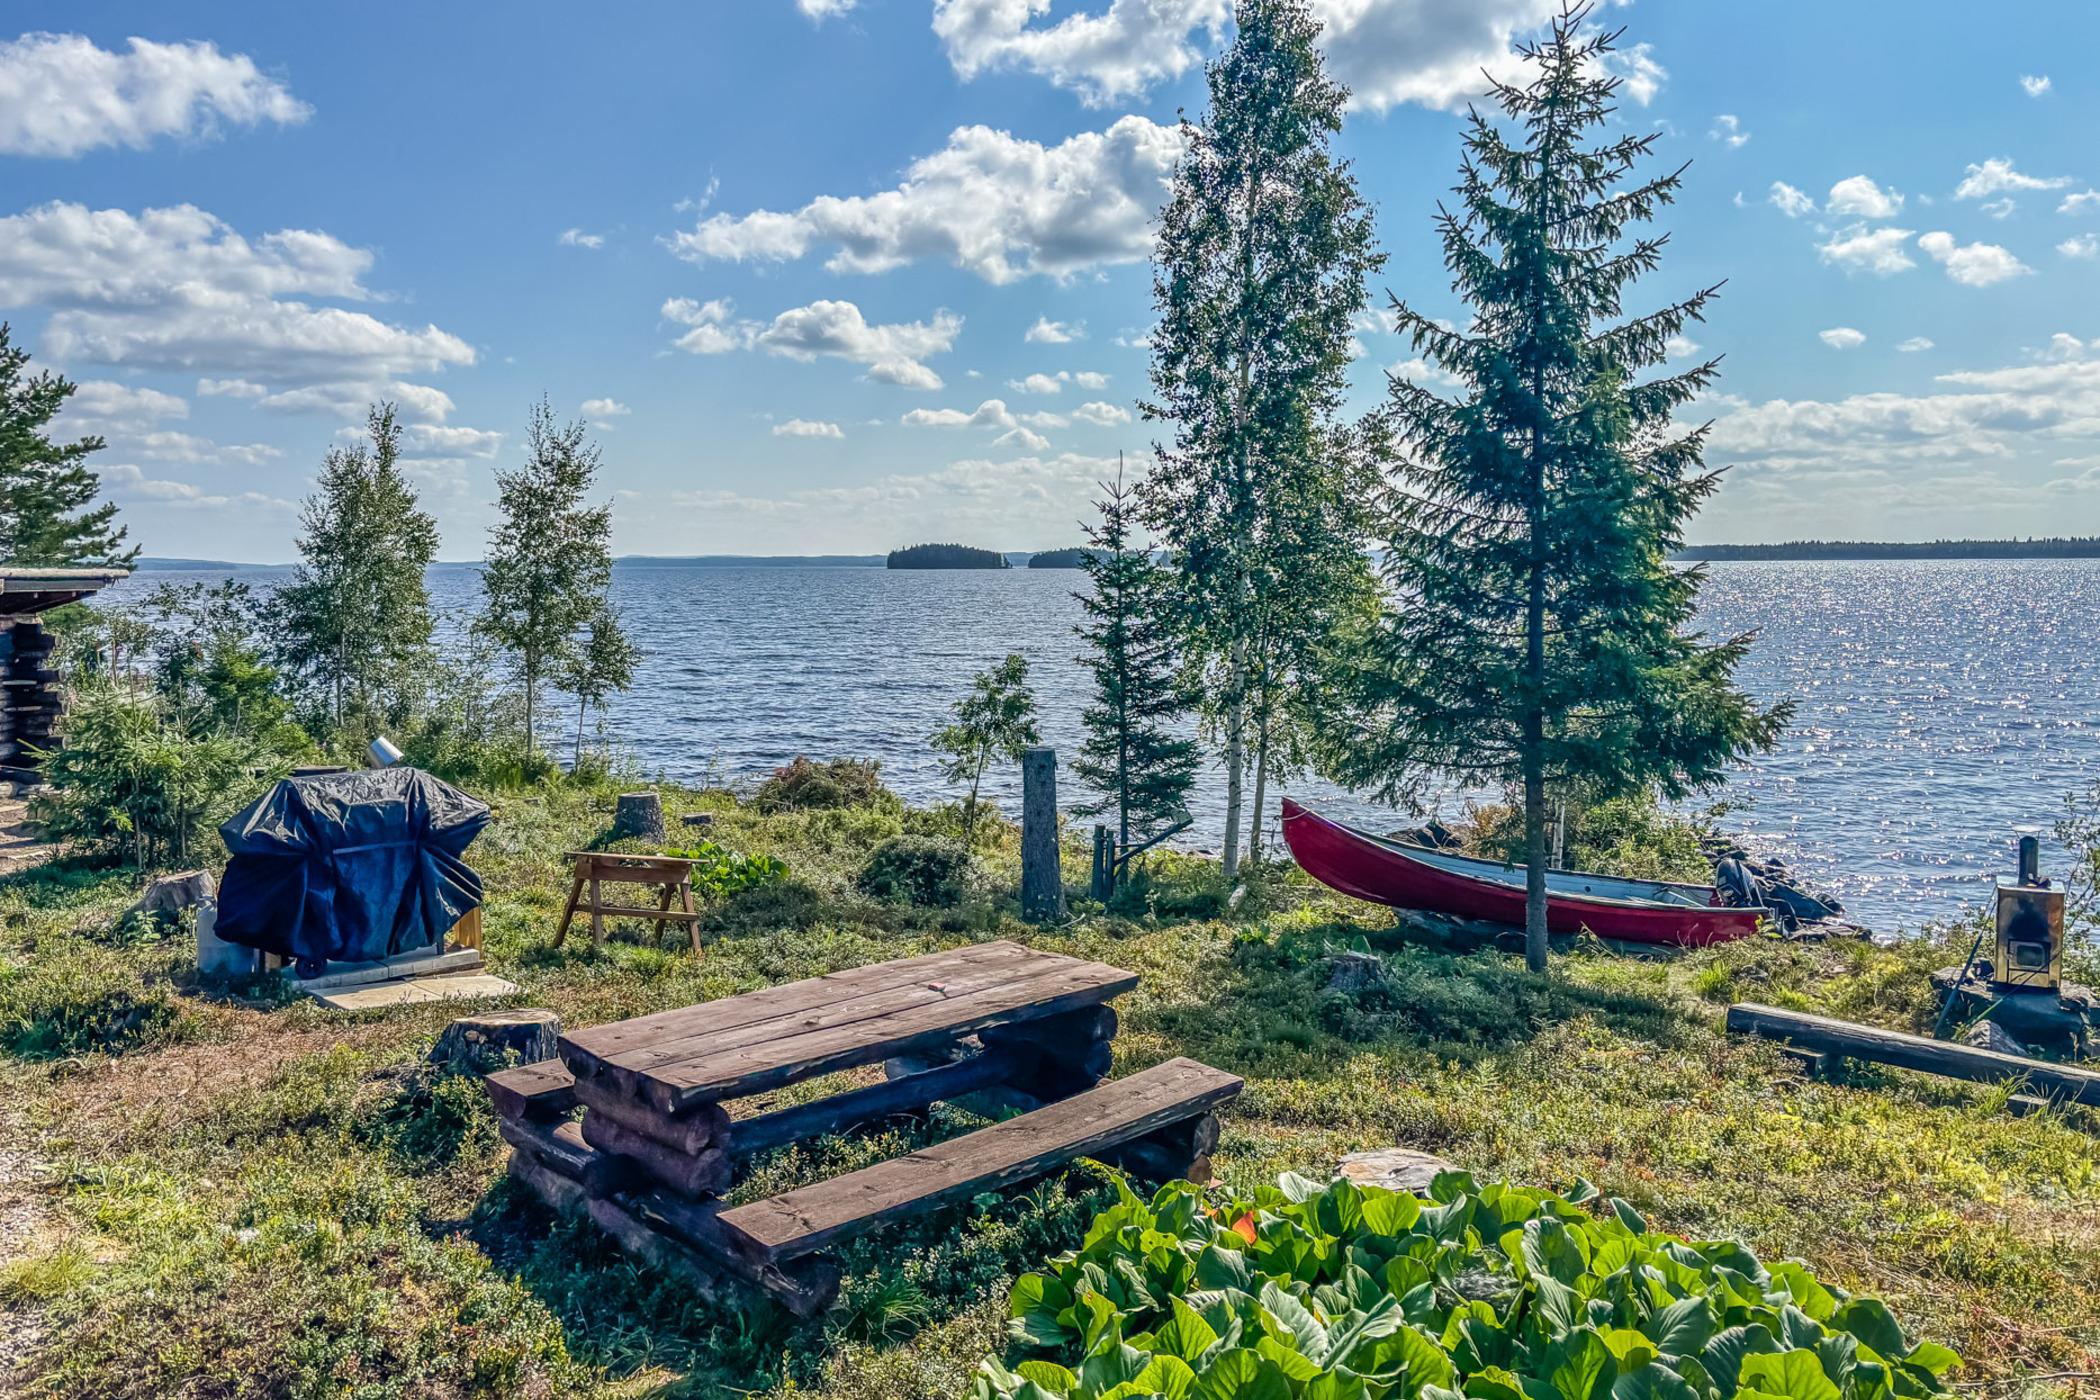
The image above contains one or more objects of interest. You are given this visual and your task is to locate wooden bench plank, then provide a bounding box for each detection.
[561,941,1034,1068]
[716,1057,1242,1263]
[599,943,1077,1076]
[642,960,1141,1112]
[485,1060,577,1121]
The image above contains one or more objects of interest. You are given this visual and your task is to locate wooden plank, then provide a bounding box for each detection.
[572,901,703,922]
[560,941,1037,1070]
[601,943,1079,1077]
[572,1075,729,1155]
[728,1049,1019,1160]
[305,973,520,1011]
[717,1057,1242,1264]
[617,1190,843,1318]
[1726,1002,2100,1107]
[485,1060,577,1121]
[643,960,1141,1112]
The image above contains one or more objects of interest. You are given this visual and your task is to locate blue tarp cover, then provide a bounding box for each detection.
[216,767,490,964]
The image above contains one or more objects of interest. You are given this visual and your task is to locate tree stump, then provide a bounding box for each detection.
[613,792,667,844]
[1020,746,1065,924]
[431,1009,561,1074]
[131,869,218,922]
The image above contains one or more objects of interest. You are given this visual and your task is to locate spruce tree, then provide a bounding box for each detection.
[1142,0,1380,880]
[274,403,439,728]
[0,323,134,567]
[476,397,616,758]
[1072,463,1198,849]
[1334,8,1787,972]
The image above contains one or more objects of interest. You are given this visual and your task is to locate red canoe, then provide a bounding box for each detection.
[1279,799,1764,947]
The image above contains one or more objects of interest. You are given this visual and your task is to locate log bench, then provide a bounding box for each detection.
[487,940,1241,1315]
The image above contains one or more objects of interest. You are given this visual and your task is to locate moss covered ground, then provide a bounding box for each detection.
[0,780,2094,1398]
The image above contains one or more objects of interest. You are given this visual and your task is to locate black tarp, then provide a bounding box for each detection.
[216,767,490,965]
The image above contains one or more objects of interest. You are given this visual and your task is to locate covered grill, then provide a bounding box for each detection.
[216,767,490,969]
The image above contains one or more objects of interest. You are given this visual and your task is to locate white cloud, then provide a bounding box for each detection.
[1768,181,1815,218]
[558,228,606,249]
[1896,337,1935,353]
[1709,114,1749,148]
[0,202,475,388]
[798,0,857,17]
[1819,326,1866,350]
[1817,223,1916,276]
[928,0,1660,116]
[901,399,1019,430]
[1072,400,1132,426]
[664,296,960,390]
[1010,373,1065,396]
[1917,230,2031,286]
[131,430,282,466]
[1664,335,1700,359]
[2060,234,2100,260]
[2060,190,2100,216]
[1025,316,1083,344]
[1955,157,2072,201]
[773,418,845,437]
[581,397,630,418]
[102,462,296,512]
[1825,175,1903,219]
[1113,328,1153,349]
[666,116,1183,285]
[2020,74,2052,98]
[933,0,1227,107]
[58,380,189,437]
[1979,197,2016,221]
[0,32,309,158]
[994,426,1052,451]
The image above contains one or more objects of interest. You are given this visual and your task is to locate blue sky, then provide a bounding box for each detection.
[5,1,2100,561]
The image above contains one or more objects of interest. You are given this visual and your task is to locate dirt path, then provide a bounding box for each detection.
[0,797,52,877]
[0,1107,54,1398]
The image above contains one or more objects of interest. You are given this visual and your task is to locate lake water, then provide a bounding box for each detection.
[105,559,2100,933]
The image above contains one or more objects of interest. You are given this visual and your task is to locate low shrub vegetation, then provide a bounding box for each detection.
[856,834,974,907]
[756,755,899,812]
[978,1173,1958,1400]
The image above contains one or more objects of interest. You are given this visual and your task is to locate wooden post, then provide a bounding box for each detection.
[1091,825,1111,901]
[1021,746,1065,924]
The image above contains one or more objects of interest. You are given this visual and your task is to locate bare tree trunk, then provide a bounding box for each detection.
[574,693,586,769]
[1524,440,1549,973]
[1249,714,1270,865]
[1220,647,1246,881]
[523,652,536,758]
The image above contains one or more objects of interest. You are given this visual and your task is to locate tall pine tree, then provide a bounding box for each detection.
[1142,0,1380,880]
[0,323,134,568]
[476,397,618,758]
[1334,8,1787,972]
[274,403,439,728]
[1073,463,1198,849]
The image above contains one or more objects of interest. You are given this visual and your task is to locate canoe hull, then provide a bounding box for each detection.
[1279,799,1762,948]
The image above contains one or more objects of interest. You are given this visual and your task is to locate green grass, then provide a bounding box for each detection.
[0,779,2095,1398]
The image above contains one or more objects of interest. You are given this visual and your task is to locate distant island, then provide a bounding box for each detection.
[1676,538,2100,561]
[1024,547,1097,569]
[886,543,1010,570]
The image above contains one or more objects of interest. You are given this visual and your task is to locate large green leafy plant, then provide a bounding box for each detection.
[975,1173,1957,1400]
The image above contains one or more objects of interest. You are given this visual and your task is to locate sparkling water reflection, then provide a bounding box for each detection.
[106,559,2100,933]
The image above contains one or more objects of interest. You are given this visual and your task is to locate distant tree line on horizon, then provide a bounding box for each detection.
[1677,538,2100,561]
[886,543,1009,569]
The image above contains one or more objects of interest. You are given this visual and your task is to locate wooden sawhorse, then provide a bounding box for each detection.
[555,852,703,954]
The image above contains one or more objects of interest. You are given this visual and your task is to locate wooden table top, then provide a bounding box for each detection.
[559,940,1138,1114]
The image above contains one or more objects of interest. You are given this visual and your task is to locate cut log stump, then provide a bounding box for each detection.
[613,791,667,844]
[433,1009,561,1075]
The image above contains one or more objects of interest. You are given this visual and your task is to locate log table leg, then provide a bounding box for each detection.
[983,1005,1117,1102]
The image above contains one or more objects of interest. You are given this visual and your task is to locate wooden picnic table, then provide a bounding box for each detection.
[489,939,1240,1315]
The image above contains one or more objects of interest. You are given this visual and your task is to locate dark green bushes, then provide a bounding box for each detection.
[856,834,973,907]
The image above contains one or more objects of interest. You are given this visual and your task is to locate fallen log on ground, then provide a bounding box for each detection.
[1726,1001,2100,1106]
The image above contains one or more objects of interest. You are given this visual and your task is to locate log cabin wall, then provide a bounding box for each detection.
[0,569,130,786]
